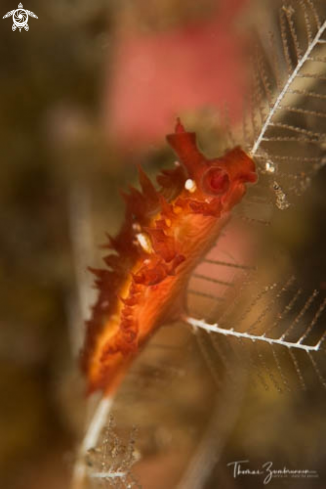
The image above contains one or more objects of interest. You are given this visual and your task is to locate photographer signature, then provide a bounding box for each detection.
[227,459,318,485]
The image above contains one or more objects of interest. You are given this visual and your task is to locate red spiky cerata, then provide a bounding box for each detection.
[80,120,257,395]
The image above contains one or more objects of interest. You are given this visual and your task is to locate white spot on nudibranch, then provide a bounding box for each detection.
[185,179,197,193]
[132,222,141,232]
[136,233,152,253]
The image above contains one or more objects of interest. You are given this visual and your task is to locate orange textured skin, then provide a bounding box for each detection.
[80,120,257,395]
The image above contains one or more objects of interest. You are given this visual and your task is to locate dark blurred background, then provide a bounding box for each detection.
[0,1,253,487]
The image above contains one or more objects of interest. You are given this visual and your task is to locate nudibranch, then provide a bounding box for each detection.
[80,120,257,395]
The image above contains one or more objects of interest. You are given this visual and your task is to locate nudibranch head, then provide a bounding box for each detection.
[166,119,257,213]
[202,167,230,195]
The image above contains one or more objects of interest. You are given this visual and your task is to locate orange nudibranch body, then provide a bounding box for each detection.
[80,120,257,395]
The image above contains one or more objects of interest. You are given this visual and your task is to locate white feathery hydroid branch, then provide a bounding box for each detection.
[187,317,323,352]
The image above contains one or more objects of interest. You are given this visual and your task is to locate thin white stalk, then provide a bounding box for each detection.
[250,20,326,157]
[91,471,126,479]
[187,317,321,352]
[71,396,113,489]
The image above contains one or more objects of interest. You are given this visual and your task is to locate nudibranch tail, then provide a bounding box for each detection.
[80,119,256,395]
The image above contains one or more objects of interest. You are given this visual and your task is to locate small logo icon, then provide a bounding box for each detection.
[3,3,38,32]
